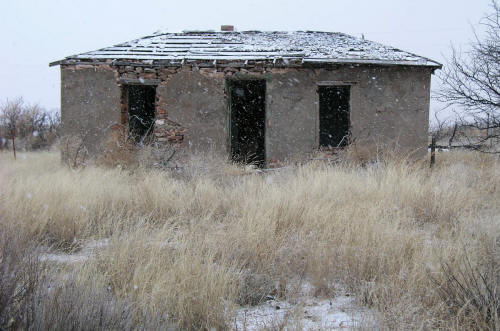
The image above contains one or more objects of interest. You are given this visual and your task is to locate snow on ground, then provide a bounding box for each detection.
[39,239,109,264]
[232,282,375,330]
[39,239,377,330]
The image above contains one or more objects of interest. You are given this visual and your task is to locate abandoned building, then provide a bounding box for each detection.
[50,27,441,166]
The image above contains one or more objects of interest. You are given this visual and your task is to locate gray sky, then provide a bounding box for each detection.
[0,0,492,120]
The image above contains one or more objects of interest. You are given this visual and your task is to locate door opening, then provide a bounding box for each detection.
[127,85,156,143]
[228,79,266,167]
[318,85,350,148]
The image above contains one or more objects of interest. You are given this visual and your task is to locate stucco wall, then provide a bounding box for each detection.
[264,66,432,161]
[156,68,228,154]
[61,65,121,155]
[348,66,431,157]
[60,64,433,164]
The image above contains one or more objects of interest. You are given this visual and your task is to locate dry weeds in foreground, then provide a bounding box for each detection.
[0,151,499,330]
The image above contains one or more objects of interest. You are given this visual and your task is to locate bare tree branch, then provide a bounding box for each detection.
[436,1,500,152]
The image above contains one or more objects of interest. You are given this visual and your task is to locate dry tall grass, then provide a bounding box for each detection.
[1,151,499,330]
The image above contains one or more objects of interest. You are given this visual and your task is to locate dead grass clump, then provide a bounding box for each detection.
[344,141,373,164]
[95,228,240,330]
[1,152,231,246]
[1,150,499,329]
[0,217,177,330]
[0,222,141,330]
[96,124,138,168]
[0,222,39,328]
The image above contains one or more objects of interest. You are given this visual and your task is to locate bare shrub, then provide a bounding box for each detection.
[0,98,60,155]
[60,135,90,168]
[0,98,23,158]
[430,245,500,330]
[236,271,276,306]
[136,141,177,169]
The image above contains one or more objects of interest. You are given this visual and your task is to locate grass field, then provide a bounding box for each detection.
[1,151,499,330]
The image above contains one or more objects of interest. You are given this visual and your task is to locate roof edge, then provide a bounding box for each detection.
[49,60,64,67]
[50,57,442,69]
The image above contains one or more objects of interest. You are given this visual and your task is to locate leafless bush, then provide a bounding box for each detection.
[0,98,60,155]
[0,98,23,158]
[430,245,500,330]
[60,135,90,168]
[236,271,276,306]
[136,140,177,169]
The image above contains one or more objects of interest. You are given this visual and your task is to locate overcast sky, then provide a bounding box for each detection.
[0,0,493,120]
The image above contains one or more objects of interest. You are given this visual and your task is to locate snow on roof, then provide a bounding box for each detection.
[51,31,441,68]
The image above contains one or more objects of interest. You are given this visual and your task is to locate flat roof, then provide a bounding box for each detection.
[50,30,442,68]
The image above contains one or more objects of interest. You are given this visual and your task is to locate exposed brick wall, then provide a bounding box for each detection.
[116,65,184,146]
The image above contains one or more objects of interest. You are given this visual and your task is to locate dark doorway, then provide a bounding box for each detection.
[318,85,350,148]
[127,85,156,143]
[228,79,266,167]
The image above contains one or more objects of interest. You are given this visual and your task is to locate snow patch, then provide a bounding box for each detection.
[40,239,109,264]
[232,282,375,330]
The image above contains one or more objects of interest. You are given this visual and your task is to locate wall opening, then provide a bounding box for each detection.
[318,85,350,148]
[126,85,156,143]
[228,79,266,167]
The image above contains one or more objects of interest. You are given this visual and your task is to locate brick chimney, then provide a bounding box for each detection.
[221,25,234,32]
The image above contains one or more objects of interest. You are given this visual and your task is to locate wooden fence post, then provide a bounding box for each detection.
[430,135,436,168]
